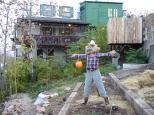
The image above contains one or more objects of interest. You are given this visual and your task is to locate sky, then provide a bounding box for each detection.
[41,0,154,16]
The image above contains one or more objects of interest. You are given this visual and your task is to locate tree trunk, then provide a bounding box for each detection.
[3,8,10,69]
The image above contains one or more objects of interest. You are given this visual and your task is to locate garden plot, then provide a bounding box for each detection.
[69,80,136,115]
[121,69,154,109]
[1,85,74,115]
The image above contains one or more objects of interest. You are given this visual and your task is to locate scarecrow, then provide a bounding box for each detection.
[70,40,117,105]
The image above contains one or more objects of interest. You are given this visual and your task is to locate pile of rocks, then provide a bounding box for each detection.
[34,91,59,115]
[2,94,36,115]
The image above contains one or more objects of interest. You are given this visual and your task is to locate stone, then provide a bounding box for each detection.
[65,87,71,91]
[2,111,8,115]
[7,105,14,112]
[36,106,46,114]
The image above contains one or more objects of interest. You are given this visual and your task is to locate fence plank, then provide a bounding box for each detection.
[107,17,142,44]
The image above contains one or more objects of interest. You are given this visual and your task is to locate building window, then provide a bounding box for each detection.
[108,8,112,18]
[40,4,56,17]
[59,6,74,18]
[114,9,118,17]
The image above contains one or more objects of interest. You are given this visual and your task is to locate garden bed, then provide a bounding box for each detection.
[120,69,154,109]
[1,78,79,115]
[69,78,136,115]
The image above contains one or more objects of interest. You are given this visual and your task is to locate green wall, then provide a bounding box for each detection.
[80,1,123,27]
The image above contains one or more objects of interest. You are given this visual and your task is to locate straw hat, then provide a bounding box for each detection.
[89,40,96,46]
[85,40,100,54]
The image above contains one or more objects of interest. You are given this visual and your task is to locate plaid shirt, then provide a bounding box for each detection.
[71,53,111,72]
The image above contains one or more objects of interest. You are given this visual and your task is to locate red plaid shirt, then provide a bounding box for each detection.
[71,53,111,71]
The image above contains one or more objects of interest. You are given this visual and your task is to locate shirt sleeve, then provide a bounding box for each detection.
[96,52,111,57]
[71,54,87,59]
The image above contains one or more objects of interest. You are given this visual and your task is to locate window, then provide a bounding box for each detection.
[108,8,118,18]
[116,9,118,17]
[42,27,56,36]
[59,6,74,18]
[114,9,118,17]
[108,8,112,18]
[40,4,56,17]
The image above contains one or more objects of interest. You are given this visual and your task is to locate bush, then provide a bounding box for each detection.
[125,48,148,64]
[4,57,67,94]
[100,63,117,75]
[5,58,31,93]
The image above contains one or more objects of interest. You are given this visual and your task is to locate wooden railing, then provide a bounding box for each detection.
[33,35,81,48]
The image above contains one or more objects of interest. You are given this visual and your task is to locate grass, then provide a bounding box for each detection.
[100,63,117,76]
[27,63,117,99]
[27,75,85,99]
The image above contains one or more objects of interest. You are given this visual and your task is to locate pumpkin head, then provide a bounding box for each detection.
[75,60,83,69]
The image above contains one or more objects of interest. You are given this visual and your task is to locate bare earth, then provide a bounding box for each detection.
[69,80,136,115]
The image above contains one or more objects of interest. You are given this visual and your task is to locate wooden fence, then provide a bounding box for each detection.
[144,26,154,40]
[107,17,142,44]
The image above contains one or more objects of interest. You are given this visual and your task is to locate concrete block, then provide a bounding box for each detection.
[143,108,154,115]
[132,97,151,115]
[124,90,138,104]
[109,73,154,115]
[58,82,82,115]
[73,82,82,92]
[58,103,70,115]
[67,97,74,103]
[69,92,77,98]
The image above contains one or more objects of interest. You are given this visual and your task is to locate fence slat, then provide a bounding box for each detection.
[107,17,142,44]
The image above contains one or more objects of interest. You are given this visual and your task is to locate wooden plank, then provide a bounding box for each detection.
[107,17,142,44]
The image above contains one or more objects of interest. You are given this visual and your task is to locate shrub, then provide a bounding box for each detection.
[125,48,148,64]
[5,58,31,93]
[100,63,117,75]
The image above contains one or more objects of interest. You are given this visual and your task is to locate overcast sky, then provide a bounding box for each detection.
[41,0,154,15]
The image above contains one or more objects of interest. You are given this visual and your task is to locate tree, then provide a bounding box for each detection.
[0,0,18,69]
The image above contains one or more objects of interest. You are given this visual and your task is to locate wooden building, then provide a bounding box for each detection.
[16,17,89,57]
[107,17,143,64]
[80,1,123,27]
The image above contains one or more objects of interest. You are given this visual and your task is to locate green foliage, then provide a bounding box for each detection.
[67,26,109,54]
[63,61,84,78]
[28,76,84,98]
[95,27,109,52]
[100,63,117,75]
[4,56,67,95]
[66,26,110,76]
[35,56,65,81]
[125,48,148,64]
[0,91,8,102]
[3,26,110,100]
[5,58,31,93]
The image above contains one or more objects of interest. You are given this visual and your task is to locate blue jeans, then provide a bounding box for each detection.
[84,69,107,97]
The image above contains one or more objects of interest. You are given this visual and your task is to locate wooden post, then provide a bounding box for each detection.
[151,26,154,40]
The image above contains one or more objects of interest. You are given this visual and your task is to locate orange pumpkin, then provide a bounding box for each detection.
[75,60,83,69]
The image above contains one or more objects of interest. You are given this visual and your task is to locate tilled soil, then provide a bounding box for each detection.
[69,79,136,115]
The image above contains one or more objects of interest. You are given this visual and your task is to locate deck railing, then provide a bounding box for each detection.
[33,35,82,48]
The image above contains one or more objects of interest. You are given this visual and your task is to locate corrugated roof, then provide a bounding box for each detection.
[18,17,89,25]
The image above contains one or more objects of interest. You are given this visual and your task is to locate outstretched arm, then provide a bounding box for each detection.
[97,50,117,57]
[70,54,87,59]
[97,52,111,57]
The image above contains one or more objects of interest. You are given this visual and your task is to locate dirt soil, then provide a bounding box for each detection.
[1,87,73,115]
[69,79,136,115]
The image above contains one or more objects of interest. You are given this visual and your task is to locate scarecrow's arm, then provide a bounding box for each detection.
[97,50,118,57]
[96,52,111,57]
[70,54,87,59]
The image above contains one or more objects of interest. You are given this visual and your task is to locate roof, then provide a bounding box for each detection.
[18,17,89,25]
[80,1,123,5]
